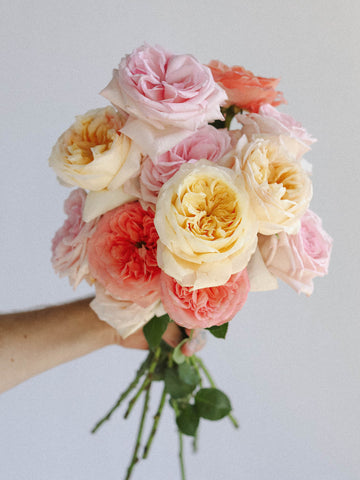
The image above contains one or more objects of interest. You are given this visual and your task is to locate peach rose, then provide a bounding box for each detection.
[207,60,285,113]
[160,270,250,329]
[49,107,142,192]
[221,135,312,235]
[51,189,97,288]
[101,44,227,159]
[258,210,332,295]
[87,202,161,307]
[155,160,258,289]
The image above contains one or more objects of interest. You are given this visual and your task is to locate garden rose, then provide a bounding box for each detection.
[160,270,250,329]
[224,135,312,235]
[207,60,285,112]
[90,283,165,339]
[236,104,315,159]
[87,202,161,307]
[154,160,258,289]
[134,125,231,204]
[258,210,332,295]
[101,44,227,159]
[51,189,97,288]
[49,107,142,191]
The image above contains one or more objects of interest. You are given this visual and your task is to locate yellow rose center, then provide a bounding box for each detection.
[67,112,117,165]
[249,143,303,202]
[173,176,241,241]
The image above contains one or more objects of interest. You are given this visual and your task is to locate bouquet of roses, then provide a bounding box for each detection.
[49,44,332,479]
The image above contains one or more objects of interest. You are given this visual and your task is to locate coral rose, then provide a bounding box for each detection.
[258,210,332,295]
[49,106,142,192]
[130,125,231,204]
[101,44,227,159]
[160,270,250,329]
[90,283,165,339]
[207,60,285,113]
[51,189,97,288]
[87,202,161,307]
[154,160,258,289]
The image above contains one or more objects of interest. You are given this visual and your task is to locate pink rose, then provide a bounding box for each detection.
[130,125,231,204]
[87,202,161,307]
[258,210,332,295]
[207,60,285,113]
[101,44,227,159]
[160,270,250,329]
[51,189,98,288]
[236,104,315,158]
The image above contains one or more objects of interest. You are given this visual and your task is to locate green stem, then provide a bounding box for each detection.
[142,385,167,459]
[194,357,215,388]
[194,356,239,429]
[124,384,151,480]
[124,347,161,419]
[189,356,202,388]
[178,430,186,480]
[192,429,198,453]
[91,353,152,433]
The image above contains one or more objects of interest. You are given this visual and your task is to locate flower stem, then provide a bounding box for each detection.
[124,384,151,480]
[143,385,167,459]
[178,430,186,480]
[124,347,161,419]
[91,353,152,434]
[194,356,239,429]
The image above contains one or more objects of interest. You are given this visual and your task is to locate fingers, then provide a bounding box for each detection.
[181,329,207,357]
[162,322,183,348]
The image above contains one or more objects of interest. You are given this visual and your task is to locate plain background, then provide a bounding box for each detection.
[1,1,359,479]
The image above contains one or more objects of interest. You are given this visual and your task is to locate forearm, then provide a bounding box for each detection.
[0,298,116,393]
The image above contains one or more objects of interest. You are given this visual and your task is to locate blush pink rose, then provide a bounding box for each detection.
[131,125,231,204]
[236,104,315,158]
[101,44,227,159]
[87,202,161,307]
[207,60,286,113]
[160,270,250,329]
[51,189,98,288]
[258,210,332,295]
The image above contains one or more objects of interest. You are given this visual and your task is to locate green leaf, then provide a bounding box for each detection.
[164,368,195,399]
[207,323,229,339]
[178,362,201,387]
[176,404,200,437]
[195,388,232,421]
[172,338,188,364]
[143,314,170,350]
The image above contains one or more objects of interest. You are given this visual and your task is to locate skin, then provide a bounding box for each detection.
[0,298,182,394]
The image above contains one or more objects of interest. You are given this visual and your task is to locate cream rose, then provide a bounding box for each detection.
[49,106,142,192]
[223,135,312,235]
[154,160,258,289]
[90,283,165,339]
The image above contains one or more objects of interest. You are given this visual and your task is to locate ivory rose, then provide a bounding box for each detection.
[87,202,161,307]
[236,104,315,159]
[160,270,250,329]
[101,44,227,159]
[207,60,285,112]
[51,189,97,288]
[154,160,258,289]
[90,283,165,339]
[49,106,142,191]
[223,135,312,235]
[258,210,332,295]
[133,125,231,204]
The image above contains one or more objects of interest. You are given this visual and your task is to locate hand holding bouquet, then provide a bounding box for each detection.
[50,44,332,479]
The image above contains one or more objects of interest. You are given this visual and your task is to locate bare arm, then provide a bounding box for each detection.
[0,298,181,394]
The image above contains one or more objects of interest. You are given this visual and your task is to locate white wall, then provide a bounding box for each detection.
[1,1,359,479]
